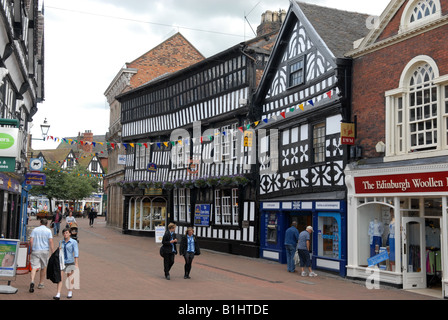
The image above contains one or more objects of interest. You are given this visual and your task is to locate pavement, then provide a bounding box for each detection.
[0,216,442,309]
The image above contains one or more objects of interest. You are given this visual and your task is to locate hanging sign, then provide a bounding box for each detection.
[147,162,157,173]
[341,122,355,145]
[25,173,46,186]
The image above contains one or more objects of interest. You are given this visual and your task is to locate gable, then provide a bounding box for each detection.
[350,0,448,57]
[255,1,369,117]
[126,32,205,88]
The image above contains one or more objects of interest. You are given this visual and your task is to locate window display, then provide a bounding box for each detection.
[357,198,396,271]
[318,213,340,259]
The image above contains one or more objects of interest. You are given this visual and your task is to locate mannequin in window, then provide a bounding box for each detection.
[386,209,395,271]
[368,218,384,257]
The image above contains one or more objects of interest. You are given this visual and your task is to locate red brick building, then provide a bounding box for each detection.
[345,0,448,298]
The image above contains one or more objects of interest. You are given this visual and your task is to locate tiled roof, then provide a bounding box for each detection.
[297,1,371,57]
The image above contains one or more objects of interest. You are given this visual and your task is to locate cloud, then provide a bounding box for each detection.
[31,0,388,151]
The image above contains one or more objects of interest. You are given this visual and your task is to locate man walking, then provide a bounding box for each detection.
[29,218,54,292]
[284,221,299,273]
[298,226,317,277]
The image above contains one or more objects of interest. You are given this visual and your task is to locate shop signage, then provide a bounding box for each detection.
[155,226,165,243]
[29,158,44,172]
[147,162,157,173]
[117,155,126,165]
[0,157,15,172]
[355,171,448,194]
[0,127,19,158]
[25,173,46,186]
[341,122,355,145]
[367,251,389,267]
[0,239,20,278]
[194,204,211,226]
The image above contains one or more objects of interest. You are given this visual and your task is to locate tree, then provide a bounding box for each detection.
[29,163,99,212]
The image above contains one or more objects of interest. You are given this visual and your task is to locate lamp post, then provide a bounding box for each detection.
[32,118,50,141]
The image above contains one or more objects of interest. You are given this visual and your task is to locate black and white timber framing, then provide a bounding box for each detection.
[252,1,370,274]
[117,32,279,257]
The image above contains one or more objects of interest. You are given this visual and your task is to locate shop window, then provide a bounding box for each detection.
[318,213,341,259]
[266,213,278,244]
[129,197,167,231]
[356,199,396,271]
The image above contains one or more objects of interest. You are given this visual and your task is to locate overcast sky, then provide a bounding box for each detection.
[31,0,390,150]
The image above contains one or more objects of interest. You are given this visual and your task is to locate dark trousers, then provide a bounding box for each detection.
[163,253,175,276]
[183,252,195,276]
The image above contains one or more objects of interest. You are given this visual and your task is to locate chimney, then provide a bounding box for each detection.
[83,130,94,153]
[256,9,286,37]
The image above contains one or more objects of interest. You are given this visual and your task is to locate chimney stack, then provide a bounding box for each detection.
[256,9,286,37]
[82,130,94,153]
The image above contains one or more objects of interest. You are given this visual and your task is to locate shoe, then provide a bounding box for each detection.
[53,294,60,300]
[37,283,45,289]
[309,272,317,277]
[67,291,73,299]
[165,275,170,280]
[301,272,307,277]
[29,283,34,293]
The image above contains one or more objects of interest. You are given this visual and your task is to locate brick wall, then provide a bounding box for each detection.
[352,23,448,158]
[127,32,205,88]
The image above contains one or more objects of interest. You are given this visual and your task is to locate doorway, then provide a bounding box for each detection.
[402,216,443,297]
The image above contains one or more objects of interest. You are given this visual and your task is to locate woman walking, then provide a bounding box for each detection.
[179,227,200,279]
[161,223,177,280]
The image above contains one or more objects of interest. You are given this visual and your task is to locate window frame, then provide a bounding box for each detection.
[385,56,448,161]
[287,56,306,89]
[312,122,326,164]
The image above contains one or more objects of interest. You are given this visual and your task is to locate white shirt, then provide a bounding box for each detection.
[30,225,53,251]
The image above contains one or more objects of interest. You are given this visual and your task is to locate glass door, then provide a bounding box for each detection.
[402,217,426,289]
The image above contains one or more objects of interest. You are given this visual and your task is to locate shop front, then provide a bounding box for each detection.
[124,187,167,236]
[260,199,347,276]
[345,163,448,298]
[0,173,21,239]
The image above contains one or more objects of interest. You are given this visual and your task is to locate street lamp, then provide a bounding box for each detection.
[32,118,50,141]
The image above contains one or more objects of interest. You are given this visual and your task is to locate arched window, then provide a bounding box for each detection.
[400,0,441,32]
[385,56,448,160]
[409,0,437,23]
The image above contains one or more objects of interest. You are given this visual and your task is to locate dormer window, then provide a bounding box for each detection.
[400,0,441,32]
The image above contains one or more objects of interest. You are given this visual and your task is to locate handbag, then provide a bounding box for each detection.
[50,222,54,228]
[159,246,164,257]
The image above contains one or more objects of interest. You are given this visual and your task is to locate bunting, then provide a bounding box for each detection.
[43,90,334,150]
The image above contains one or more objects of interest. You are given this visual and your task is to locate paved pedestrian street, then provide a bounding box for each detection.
[1,216,441,313]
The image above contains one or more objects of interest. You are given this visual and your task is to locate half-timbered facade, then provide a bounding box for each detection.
[104,32,205,231]
[0,0,44,239]
[252,1,370,275]
[117,12,284,257]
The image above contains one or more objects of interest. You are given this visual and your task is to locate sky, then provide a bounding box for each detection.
[31,0,390,150]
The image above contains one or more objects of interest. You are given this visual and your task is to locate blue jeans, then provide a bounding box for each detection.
[285,244,296,272]
[54,222,61,235]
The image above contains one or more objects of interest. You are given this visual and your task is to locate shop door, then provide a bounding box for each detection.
[402,217,426,290]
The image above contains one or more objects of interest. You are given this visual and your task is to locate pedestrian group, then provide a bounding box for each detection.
[284,222,317,277]
[28,216,79,300]
[160,223,201,280]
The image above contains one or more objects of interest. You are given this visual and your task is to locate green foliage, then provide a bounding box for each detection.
[29,163,99,203]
